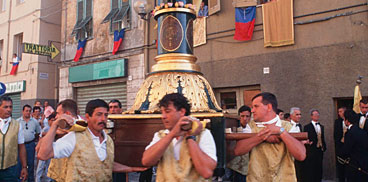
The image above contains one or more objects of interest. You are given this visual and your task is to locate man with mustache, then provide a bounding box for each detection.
[0,96,28,182]
[38,99,144,181]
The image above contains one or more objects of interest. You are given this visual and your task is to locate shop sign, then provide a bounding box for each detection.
[5,81,26,94]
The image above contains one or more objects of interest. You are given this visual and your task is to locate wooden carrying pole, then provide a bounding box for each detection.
[226,132,308,141]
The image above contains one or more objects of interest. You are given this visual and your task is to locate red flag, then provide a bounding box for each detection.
[112,29,125,55]
[10,62,19,75]
[73,39,87,62]
[234,7,256,41]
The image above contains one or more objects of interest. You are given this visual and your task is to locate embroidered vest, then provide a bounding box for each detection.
[156,130,207,182]
[47,158,67,181]
[64,130,114,182]
[247,120,296,182]
[0,119,19,169]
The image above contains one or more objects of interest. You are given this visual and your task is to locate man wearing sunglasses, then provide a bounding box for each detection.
[16,104,41,182]
[0,96,28,182]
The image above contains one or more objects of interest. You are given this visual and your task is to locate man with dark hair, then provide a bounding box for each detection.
[142,93,217,181]
[276,109,284,120]
[340,109,368,182]
[38,99,144,181]
[17,104,41,182]
[334,106,347,182]
[283,113,291,121]
[37,99,80,181]
[33,106,43,128]
[0,96,28,181]
[109,99,123,114]
[304,109,326,182]
[358,99,368,132]
[234,92,306,181]
[228,105,252,181]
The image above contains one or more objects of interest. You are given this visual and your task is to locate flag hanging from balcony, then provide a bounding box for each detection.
[112,28,125,55]
[10,62,19,75]
[234,6,256,41]
[262,0,294,47]
[73,39,87,62]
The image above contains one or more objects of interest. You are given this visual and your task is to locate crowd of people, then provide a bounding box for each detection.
[0,92,367,182]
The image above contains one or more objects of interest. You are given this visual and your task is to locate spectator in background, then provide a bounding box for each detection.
[334,107,347,182]
[33,106,43,128]
[227,105,252,182]
[358,99,368,132]
[35,112,56,182]
[277,109,284,120]
[283,113,291,121]
[340,109,368,182]
[109,100,123,114]
[198,1,208,17]
[304,109,326,182]
[17,104,41,182]
[43,101,54,119]
[34,101,44,114]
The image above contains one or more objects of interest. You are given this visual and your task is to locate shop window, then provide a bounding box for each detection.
[72,0,93,40]
[13,33,23,60]
[1,0,6,12]
[101,0,130,33]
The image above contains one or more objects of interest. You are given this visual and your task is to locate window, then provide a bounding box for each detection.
[101,0,130,33]
[0,0,5,12]
[17,0,25,5]
[220,92,237,109]
[13,33,23,60]
[72,0,93,40]
[215,85,260,113]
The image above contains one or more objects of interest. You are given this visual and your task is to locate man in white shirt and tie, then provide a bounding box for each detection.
[303,109,326,182]
[290,107,302,132]
[358,99,368,132]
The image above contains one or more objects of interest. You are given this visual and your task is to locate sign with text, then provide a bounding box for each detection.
[5,81,26,94]
[23,43,60,59]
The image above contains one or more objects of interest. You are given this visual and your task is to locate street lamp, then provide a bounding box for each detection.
[133,0,153,20]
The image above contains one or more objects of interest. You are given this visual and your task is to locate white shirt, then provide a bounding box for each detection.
[244,116,300,133]
[290,120,301,132]
[145,129,217,162]
[359,113,367,127]
[53,128,108,161]
[0,117,25,144]
[311,120,321,134]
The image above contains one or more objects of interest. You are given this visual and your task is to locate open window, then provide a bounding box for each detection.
[72,0,93,40]
[101,0,131,33]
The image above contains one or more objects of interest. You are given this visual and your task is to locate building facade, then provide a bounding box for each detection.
[58,0,147,114]
[0,0,61,118]
[145,0,368,180]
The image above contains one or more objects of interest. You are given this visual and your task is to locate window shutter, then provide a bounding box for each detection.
[209,0,220,15]
[85,0,92,17]
[113,1,129,23]
[77,1,84,21]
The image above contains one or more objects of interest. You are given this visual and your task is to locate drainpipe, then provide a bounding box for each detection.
[5,0,13,73]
